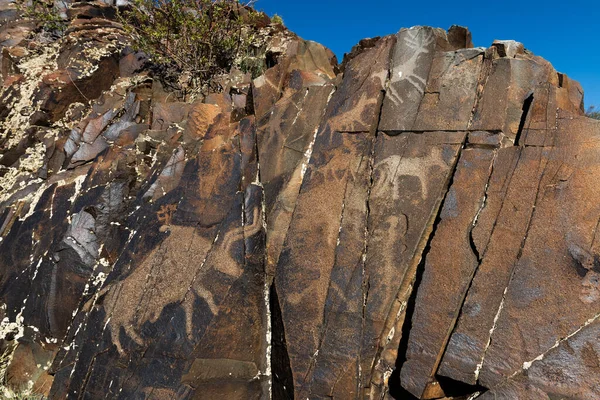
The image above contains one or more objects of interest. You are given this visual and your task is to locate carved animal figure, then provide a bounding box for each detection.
[386,28,435,107]
[102,205,262,355]
[373,147,447,200]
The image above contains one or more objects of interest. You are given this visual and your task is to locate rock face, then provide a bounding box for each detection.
[0,2,597,399]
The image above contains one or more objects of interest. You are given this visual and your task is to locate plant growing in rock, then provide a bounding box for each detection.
[16,0,66,37]
[586,105,600,120]
[0,345,46,399]
[1,388,46,400]
[120,0,264,92]
[271,13,283,26]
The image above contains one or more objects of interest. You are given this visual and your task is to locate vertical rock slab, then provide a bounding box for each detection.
[322,36,394,133]
[400,147,495,398]
[437,145,548,384]
[273,35,393,398]
[256,83,334,276]
[274,127,372,398]
[470,52,557,142]
[475,115,600,387]
[413,48,483,131]
[379,27,448,133]
[365,131,465,399]
[48,117,270,399]
[183,183,269,399]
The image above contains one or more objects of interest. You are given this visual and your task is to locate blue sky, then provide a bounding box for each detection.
[256,0,600,108]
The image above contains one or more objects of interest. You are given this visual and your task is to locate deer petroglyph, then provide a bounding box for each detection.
[103,205,262,355]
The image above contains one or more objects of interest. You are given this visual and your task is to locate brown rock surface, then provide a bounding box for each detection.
[0,5,597,400]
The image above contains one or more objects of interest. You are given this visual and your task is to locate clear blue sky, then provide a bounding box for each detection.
[256,0,600,108]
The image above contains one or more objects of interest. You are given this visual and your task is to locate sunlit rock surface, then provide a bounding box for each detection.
[0,2,597,399]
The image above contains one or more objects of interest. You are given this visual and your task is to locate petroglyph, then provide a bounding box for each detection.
[373,147,447,200]
[103,205,262,354]
[327,92,379,132]
[386,28,435,107]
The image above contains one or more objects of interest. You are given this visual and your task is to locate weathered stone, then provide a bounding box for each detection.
[477,320,600,400]
[321,35,394,133]
[257,83,334,275]
[475,115,600,387]
[400,147,495,398]
[470,54,557,142]
[66,2,117,21]
[1,6,599,398]
[48,117,269,399]
[366,131,465,399]
[252,38,336,120]
[447,25,474,49]
[274,127,373,399]
[151,101,192,130]
[413,48,483,131]
[185,102,220,139]
[492,39,525,58]
[119,51,147,77]
[379,27,449,132]
[437,145,547,384]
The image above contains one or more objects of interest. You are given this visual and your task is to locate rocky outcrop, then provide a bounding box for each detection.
[0,2,597,399]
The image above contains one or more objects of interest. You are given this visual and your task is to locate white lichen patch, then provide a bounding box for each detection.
[0,142,46,203]
[15,149,49,221]
[54,102,88,130]
[72,34,123,79]
[68,174,87,204]
[0,314,25,341]
[1,43,60,149]
[0,41,59,202]
[1,386,40,399]
[108,74,150,94]
[92,271,107,287]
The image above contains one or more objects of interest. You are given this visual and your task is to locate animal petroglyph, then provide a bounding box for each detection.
[327,92,378,132]
[103,205,262,355]
[386,28,435,107]
[373,147,447,200]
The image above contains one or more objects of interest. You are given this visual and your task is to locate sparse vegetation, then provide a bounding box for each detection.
[0,345,46,400]
[119,0,265,92]
[1,387,46,400]
[16,0,66,37]
[271,13,283,26]
[586,106,600,120]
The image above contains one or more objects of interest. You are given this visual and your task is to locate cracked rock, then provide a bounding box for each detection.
[0,5,598,400]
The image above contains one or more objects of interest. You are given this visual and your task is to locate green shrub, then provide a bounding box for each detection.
[0,387,46,400]
[271,14,283,26]
[120,0,263,90]
[17,0,66,36]
[586,106,600,120]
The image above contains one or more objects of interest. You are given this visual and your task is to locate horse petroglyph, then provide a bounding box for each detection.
[373,147,447,200]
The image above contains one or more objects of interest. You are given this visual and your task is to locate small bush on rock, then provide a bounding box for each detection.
[271,14,283,26]
[120,0,263,92]
[586,106,600,120]
[16,0,66,37]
